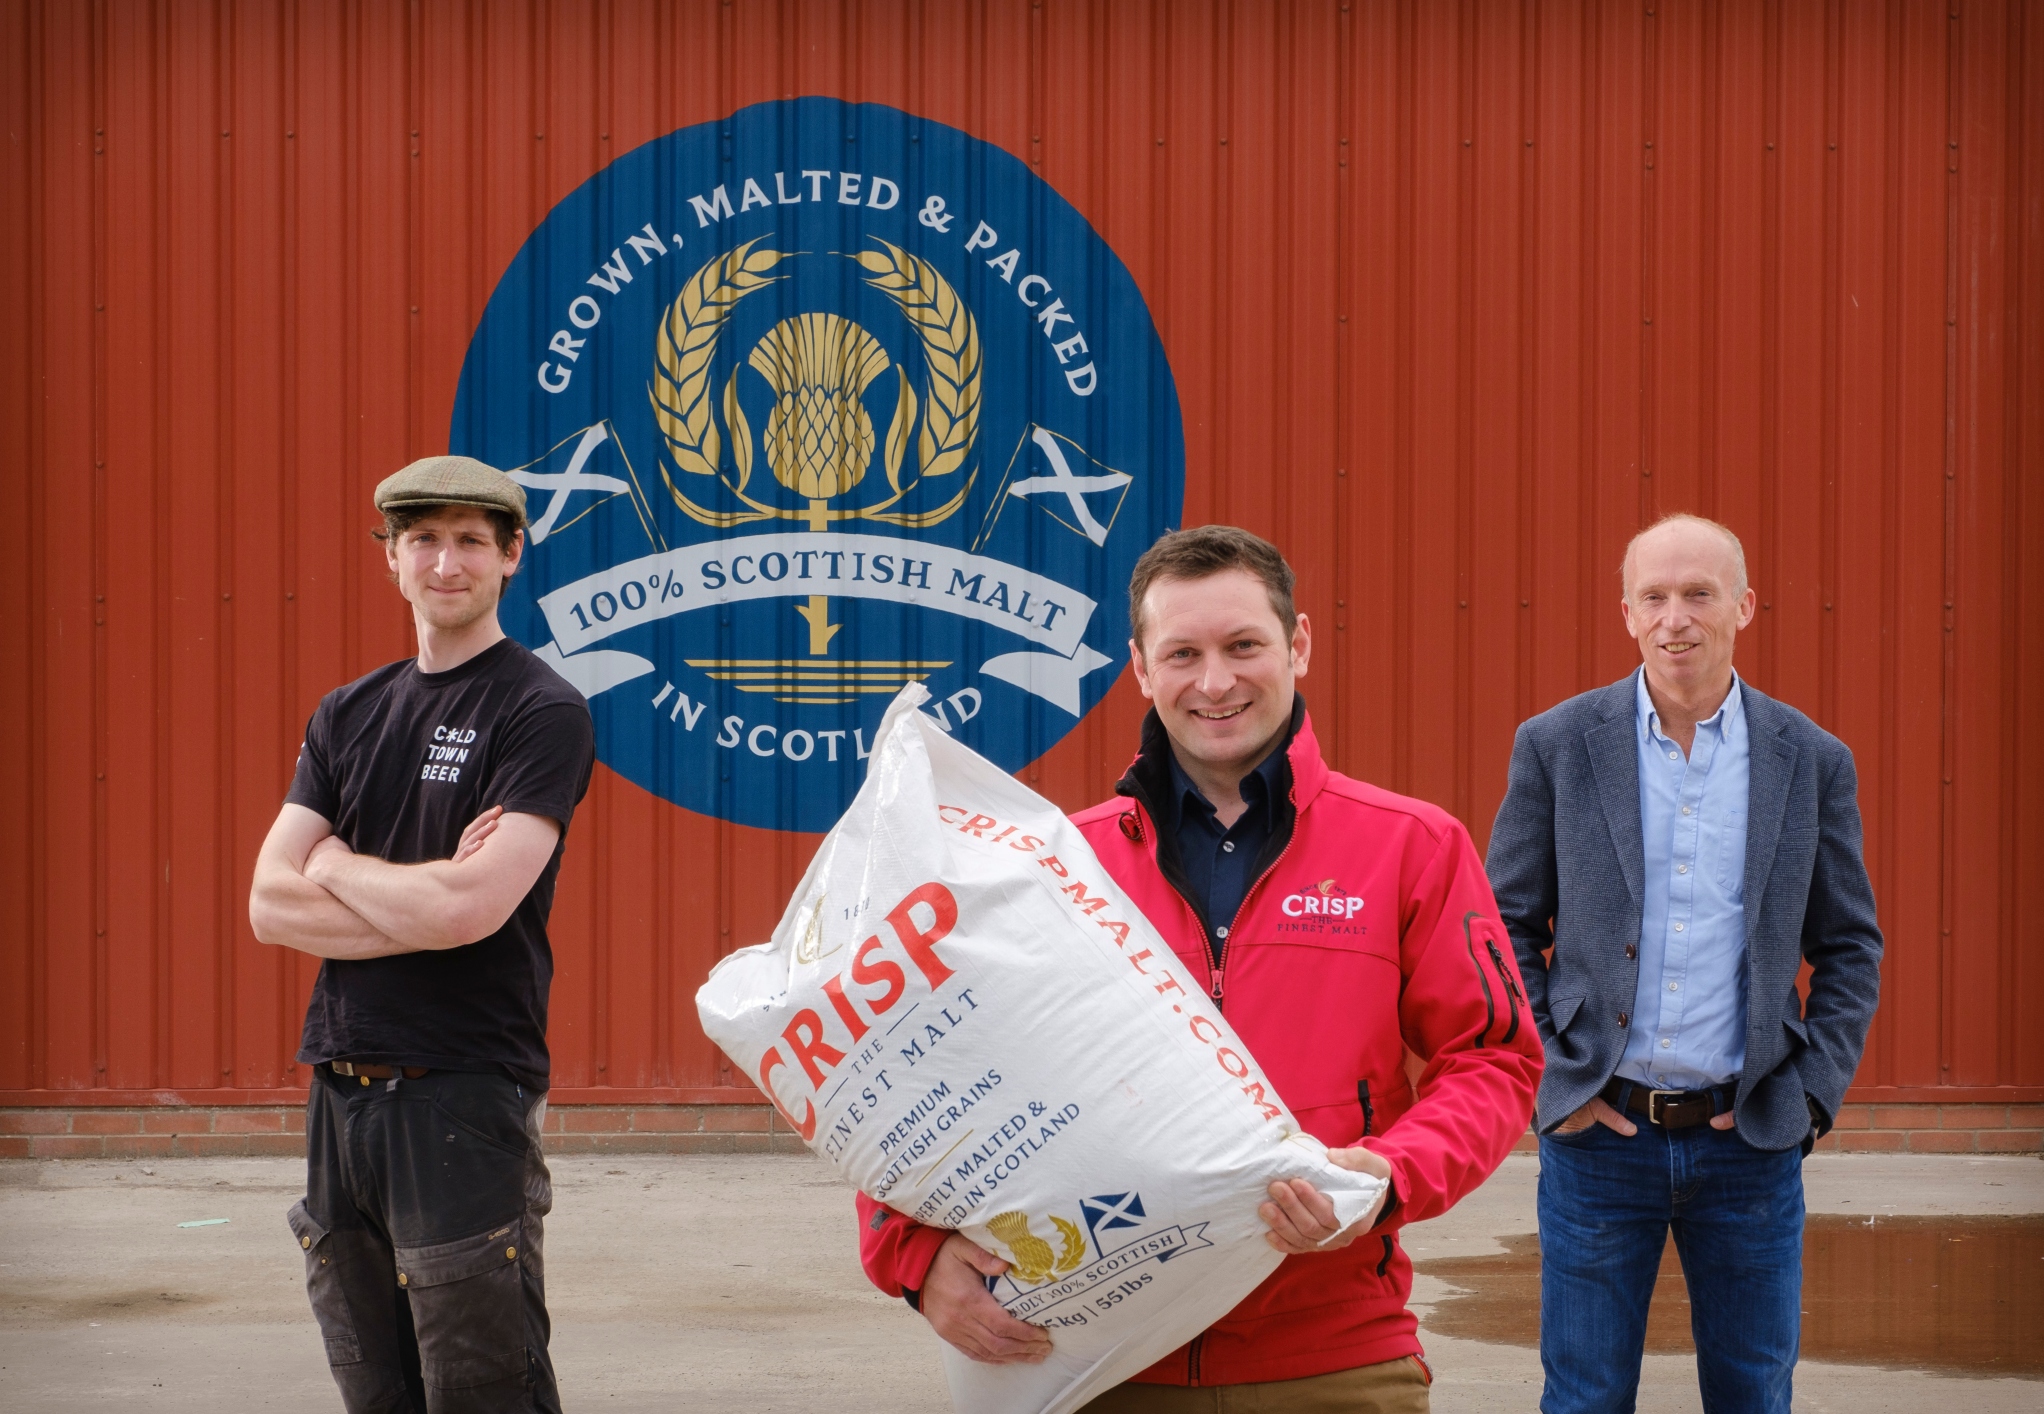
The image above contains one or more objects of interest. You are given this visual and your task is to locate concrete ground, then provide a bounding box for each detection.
[0,1151,2037,1411]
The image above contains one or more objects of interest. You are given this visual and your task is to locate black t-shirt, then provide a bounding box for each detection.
[287,637,595,1089]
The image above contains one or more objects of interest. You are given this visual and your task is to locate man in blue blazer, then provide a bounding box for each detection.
[1487,514,1882,1414]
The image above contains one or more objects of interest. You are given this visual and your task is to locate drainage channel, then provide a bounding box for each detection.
[1413,1215,2043,1378]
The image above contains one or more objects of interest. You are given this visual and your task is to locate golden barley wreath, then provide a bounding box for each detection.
[648,237,982,529]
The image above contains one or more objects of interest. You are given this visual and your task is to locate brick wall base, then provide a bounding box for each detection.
[1502,1100,2044,1156]
[0,1104,809,1160]
[1811,1102,2042,1153]
[3,1101,2037,1161]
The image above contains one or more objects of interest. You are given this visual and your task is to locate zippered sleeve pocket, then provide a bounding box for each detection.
[1461,912,1498,1047]
[1482,937,1526,1045]
[1461,911,1528,1048]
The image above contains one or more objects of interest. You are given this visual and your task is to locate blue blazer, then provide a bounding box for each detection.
[1486,672,1883,1152]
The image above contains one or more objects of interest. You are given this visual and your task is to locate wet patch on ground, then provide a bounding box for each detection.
[1414,1215,2044,1379]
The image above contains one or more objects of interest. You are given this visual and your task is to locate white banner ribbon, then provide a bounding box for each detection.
[531,534,1117,712]
[999,1224,1217,1321]
[536,532,1098,660]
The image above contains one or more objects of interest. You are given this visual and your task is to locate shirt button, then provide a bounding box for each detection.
[1660,1038,1672,1049]
[1221,841,1235,853]
[1216,926,1230,939]
[1677,864,1689,874]
[1668,982,1679,992]
[1674,922,1685,932]
[1682,805,1692,816]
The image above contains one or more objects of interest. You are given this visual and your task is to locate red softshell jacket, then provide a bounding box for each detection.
[857,707,1541,1386]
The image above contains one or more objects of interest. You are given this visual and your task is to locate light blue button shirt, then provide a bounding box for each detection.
[1617,668,1750,1090]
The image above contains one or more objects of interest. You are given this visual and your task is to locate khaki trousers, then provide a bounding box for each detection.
[1077,1357,1432,1414]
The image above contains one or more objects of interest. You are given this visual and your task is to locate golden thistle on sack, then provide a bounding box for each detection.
[987,1210,1089,1286]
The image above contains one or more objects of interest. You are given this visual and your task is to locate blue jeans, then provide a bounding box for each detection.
[1536,1116,1803,1414]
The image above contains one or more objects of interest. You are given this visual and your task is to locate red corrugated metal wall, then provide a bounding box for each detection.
[3,0,2038,1106]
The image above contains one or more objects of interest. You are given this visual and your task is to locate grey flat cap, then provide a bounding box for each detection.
[374,455,528,527]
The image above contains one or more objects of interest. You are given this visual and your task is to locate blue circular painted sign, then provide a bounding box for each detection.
[452,98,1184,832]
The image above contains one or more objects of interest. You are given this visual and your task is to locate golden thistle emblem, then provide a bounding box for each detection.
[986,1210,1088,1286]
[750,313,892,501]
[646,236,983,654]
[647,237,980,532]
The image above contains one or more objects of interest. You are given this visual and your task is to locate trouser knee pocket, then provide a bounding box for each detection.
[395,1220,532,1406]
[288,1199,412,1413]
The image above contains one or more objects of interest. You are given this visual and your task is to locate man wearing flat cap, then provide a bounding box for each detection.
[250,457,594,1413]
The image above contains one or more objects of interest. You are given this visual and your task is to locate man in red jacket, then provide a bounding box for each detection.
[856,526,1541,1411]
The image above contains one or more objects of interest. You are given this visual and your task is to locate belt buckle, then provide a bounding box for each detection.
[1646,1089,1682,1126]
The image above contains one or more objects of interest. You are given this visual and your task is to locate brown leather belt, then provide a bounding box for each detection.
[1602,1078,1735,1130]
[328,1061,430,1083]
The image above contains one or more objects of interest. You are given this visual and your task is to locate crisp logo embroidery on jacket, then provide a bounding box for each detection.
[1279,878,1365,920]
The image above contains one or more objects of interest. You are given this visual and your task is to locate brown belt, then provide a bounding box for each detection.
[1602,1078,1735,1130]
[328,1061,430,1083]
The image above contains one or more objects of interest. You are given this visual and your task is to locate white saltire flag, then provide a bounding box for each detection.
[506,422,664,548]
[512,422,661,699]
[973,426,1134,552]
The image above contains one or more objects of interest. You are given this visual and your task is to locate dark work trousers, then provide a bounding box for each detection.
[288,1066,560,1413]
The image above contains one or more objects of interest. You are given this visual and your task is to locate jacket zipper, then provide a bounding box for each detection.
[1377,1234,1395,1278]
[1126,793,1296,1008]
[1483,937,1525,1045]
[1188,1333,1203,1385]
[1357,1079,1375,1137]
[1207,787,1301,1004]
[1126,801,1219,999]
[1461,911,1497,1048]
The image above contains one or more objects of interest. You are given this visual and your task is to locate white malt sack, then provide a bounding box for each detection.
[696,685,1385,1414]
